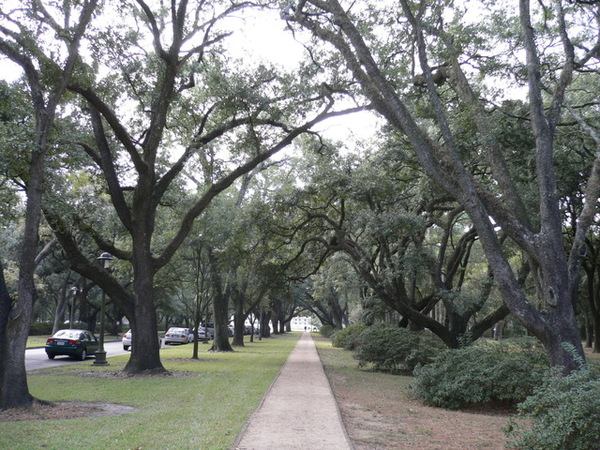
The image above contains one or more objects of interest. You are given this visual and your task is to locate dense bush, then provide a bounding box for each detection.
[331,325,367,350]
[507,367,600,450]
[29,321,54,335]
[411,337,548,409]
[319,324,335,338]
[30,322,89,335]
[353,323,443,373]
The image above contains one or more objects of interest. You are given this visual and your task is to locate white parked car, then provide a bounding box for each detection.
[191,327,207,341]
[122,329,162,351]
[122,330,132,350]
[201,322,215,339]
[164,327,191,345]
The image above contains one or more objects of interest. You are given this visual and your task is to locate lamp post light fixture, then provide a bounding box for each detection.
[69,285,79,326]
[93,252,114,366]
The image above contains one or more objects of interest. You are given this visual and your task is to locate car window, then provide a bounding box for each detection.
[167,328,184,333]
[54,330,80,339]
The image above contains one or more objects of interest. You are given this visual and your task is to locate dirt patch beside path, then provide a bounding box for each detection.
[0,401,137,422]
[329,372,513,449]
[316,338,518,449]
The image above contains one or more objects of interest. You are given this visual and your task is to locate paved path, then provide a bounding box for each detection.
[233,332,353,450]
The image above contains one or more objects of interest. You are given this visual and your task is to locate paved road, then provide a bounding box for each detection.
[25,341,131,371]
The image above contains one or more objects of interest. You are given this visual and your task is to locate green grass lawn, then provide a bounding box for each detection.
[26,335,55,348]
[2,333,300,449]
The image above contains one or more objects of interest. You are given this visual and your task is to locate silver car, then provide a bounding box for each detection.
[164,327,190,345]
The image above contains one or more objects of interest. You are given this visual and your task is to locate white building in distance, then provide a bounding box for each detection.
[290,316,317,331]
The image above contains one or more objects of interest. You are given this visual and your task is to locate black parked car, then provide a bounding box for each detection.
[45,329,99,360]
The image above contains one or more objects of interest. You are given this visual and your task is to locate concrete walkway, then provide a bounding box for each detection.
[233,332,353,450]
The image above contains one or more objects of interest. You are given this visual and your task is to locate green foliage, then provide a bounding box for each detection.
[319,324,336,338]
[28,322,54,336]
[331,325,367,350]
[29,321,90,336]
[411,338,548,409]
[507,368,600,450]
[353,323,444,373]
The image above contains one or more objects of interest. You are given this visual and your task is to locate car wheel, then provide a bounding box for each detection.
[79,348,87,360]
[47,353,55,360]
[123,345,130,351]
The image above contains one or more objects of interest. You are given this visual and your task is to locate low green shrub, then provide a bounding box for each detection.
[411,337,548,409]
[29,321,54,335]
[319,324,335,338]
[507,367,600,450]
[331,325,367,350]
[30,322,91,336]
[353,323,443,373]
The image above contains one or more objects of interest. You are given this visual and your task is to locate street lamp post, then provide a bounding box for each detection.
[93,252,114,366]
[69,285,79,326]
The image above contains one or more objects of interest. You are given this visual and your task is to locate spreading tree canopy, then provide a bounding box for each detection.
[282,0,600,372]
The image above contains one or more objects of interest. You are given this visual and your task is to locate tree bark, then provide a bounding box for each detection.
[124,241,165,373]
[211,292,234,352]
[208,250,234,352]
[585,258,600,353]
[0,261,35,410]
[232,294,246,347]
[260,310,272,338]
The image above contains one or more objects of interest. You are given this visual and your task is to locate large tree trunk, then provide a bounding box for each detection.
[260,310,272,338]
[125,302,164,373]
[124,241,165,374]
[329,295,345,330]
[211,293,234,352]
[0,316,35,410]
[593,280,600,353]
[232,295,245,347]
[270,297,282,334]
[586,263,600,353]
[0,262,35,410]
[207,250,233,352]
[0,141,46,410]
[592,310,600,354]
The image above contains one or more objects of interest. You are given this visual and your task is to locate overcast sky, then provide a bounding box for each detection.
[0,3,379,145]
